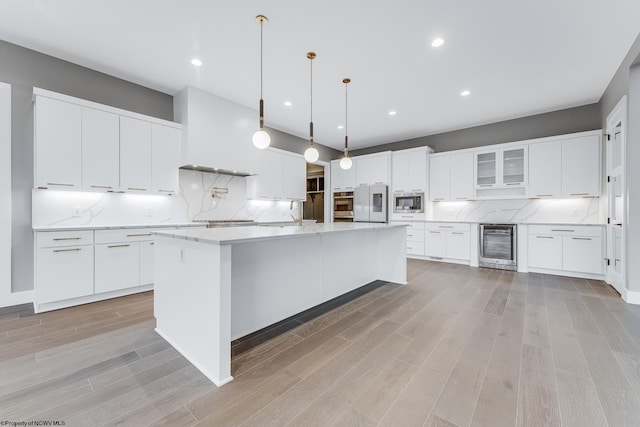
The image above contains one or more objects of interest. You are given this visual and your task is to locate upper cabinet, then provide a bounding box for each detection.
[356,152,391,186]
[474,145,528,198]
[429,155,450,201]
[392,147,430,193]
[246,148,305,201]
[282,151,306,200]
[33,88,181,195]
[330,159,356,191]
[449,152,474,201]
[528,141,562,198]
[34,96,82,189]
[561,134,601,197]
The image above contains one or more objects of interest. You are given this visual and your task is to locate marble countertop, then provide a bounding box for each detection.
[32,223,205,232]
[153,222,407,245]
[391,219,605,226]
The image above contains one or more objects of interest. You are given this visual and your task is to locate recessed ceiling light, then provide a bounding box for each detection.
[461,90,471,97]
[388,111,397,116]
[431,38,445,47]
[337,125,344,129]
[191,58,202,67]
[284,101,292,107]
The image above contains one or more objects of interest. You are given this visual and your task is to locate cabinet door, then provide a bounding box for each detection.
[282,153,306,200]
[446,231,470,260]
[36,246,94,304]
[120,117,152,192]
[528,235,562,270]
[424,230,446,258]
[475,151,497,188]
[429,155,450,201]
[502,146,527,186]
[140,241,154,286]
[408,151,428,192]
[82,107,119,191]
[331,159,356,191]
[449,152,474,201]
[151,124,181,194]
[356,154,389,185]
[391,152,409,192]
[34,96,82,189]
[95,243,140,293]
[529,141,561,198]
[562,135,601,197]
[563,236,603,274]
[248,149,283,199]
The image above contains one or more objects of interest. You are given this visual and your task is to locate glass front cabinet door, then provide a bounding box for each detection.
[474,146,528,188]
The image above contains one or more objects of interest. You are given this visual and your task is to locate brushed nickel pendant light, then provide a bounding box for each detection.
[303,52,320,163]
[339,78,352,170]
[252,15,271,149]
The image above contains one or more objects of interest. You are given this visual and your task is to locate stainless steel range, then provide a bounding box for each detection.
[479,224,517,270]
[192,220,257,228]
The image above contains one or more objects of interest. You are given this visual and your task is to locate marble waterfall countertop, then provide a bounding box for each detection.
[32,223,206,232]
[153,222,408,245]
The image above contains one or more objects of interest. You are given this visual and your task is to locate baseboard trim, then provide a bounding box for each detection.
[34,285,153,313]
[623,289,640,305]
[0,290,34,309]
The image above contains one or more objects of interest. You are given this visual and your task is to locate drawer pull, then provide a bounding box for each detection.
[479,184,493,187]
[572,237,592,241]
[536,194,553,197]
[401,215,413,218]
[53,248,81,253]
[429,231,441,234]
[536,236,554,239]
[47,182,74,187]
[108,244,131,248]
[455,197,468,200]
[433,198,445,201]
[411,189,422,192]
[438,225,454,229]
[551,229,574,232]
[127,233,153,237]
[128,187,148,191]
[90,185,113,189]
[158,189,175,193]
[505,183,521,186]
[53,237,82,241]
[570,193,589,196]
[451,232,464,235]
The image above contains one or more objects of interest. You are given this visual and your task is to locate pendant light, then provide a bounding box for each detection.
[304,52,320,163]
[340,78,353,170]
[252,15,271,149]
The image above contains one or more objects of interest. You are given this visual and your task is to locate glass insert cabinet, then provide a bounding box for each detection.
[474,146,528,188]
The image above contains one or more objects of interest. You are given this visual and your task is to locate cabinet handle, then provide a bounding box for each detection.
[375,182,385,185]
[433,198,445,201]
[438,225,454,229]
[47,182,74,187]
[536,236,554,239]
[401,215,413,218]
[158,189,175,193]
[107,244,131,248]
[127,233,153,237]
[535,194,553,197]
[572,237,592,241]
[479,184,493,187]
[455,197,468,200]
[53,248,81,253]
[150,242,155,245]
[429,231,441,234]
[53,237,81,241]
[411,189,422,192]
[569,193,589,196]
[128,187,148,191]
[394,190,405,193]
[90,185,113,189]
[506,183,522,186]
[551,229,574,232]
[407,234,413,237]
[451,232,464,235]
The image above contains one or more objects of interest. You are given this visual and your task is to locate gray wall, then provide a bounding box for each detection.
[266,127,341,162]
[0,40,173,292]
[350,103,601,156]
[628,64,640,292]
[600,33,640,127]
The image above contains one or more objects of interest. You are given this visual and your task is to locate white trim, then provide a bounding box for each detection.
[33,87,181,129]
[623,289,640,305]
[0,82,14,308]
[34,284,152,313]
[0,291,34,309]
[527,267,605,281]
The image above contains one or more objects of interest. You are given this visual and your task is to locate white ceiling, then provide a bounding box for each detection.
[1,1,639,151]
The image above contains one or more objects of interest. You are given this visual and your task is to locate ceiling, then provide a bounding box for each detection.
[1,1,639,151]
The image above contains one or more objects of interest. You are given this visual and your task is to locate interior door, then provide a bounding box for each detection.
[606,120,624,294]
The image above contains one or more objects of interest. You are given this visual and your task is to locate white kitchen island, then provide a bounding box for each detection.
[152,222,407,386]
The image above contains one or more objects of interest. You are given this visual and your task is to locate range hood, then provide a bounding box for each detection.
[180,164,253,177]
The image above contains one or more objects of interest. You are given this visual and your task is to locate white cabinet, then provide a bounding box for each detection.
[35,230,94,304]
[95,243,139,293]
[429,155,450,201]
[475,145,527,188]
[424,229,446,258]
[527,225,604,276]
[120,117,152,193]
[393,222,425,257]
[247,149,305,200]
[562,135,601,197]
[528,141,562,198]
[81,107,120,191]
[449,152,474,201]
[356,152,390,186]
[140,241,154,286]
[34,96,82,189]
[331,159,356,191]
[424,223,471,261]
[151,124,181,195]
[392,148,429,193]
[446,230,471,260]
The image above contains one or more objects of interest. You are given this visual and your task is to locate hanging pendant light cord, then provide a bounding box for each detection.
[260,20,263,100]
[309,56,314,145]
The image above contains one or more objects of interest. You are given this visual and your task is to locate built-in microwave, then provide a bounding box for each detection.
[393,192,424,214]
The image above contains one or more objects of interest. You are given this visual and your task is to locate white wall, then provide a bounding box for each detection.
[0,82,15,306]
[627,63,640,293]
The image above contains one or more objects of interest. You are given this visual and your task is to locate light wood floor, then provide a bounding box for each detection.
[2,260,640,426]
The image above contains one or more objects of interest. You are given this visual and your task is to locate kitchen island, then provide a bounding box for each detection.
[152,222,407,386]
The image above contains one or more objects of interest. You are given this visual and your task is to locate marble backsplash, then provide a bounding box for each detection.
[431,197,602,224]
[32,169,299,228]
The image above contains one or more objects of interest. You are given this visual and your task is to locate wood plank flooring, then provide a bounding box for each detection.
[2,260,640,426]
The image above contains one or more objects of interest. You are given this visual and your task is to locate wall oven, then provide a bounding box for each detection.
[479,224,517,270]
[393,192,424,214]
[333,191,354,222]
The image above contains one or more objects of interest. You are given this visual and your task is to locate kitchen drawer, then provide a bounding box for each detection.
[391,221,425,232]
[406,230,425,242]
[527,224,603,237]
[424,222,470,232]
[406,241,425,256]
[95,228,156,244]
[36,230,94,248]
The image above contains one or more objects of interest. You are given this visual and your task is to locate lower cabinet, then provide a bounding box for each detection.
[424,229,446,258]
[527,225,604,276]
[425,223,471,262]
[140,241,155,286]
[36,245,94,304]
[95,242,140,293]
[446,230,471,261]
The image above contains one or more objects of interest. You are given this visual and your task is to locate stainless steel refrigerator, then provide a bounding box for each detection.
[354,184,388,223]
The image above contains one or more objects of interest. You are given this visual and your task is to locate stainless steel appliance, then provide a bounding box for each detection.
[393,192,424,214]
[333,191,354,222]
[354,185,388,223]
[479,224,517,270]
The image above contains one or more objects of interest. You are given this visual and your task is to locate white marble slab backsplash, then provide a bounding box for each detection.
[32,170,299,228]
[432,198,602,224]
